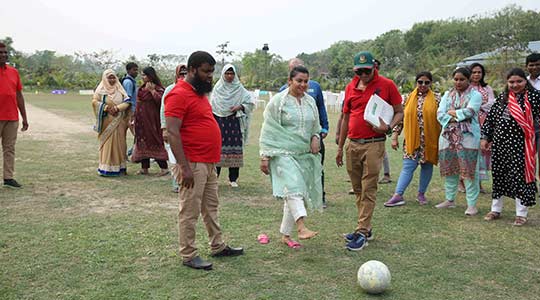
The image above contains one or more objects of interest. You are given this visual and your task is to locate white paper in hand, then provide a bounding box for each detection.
[364,94,394,127]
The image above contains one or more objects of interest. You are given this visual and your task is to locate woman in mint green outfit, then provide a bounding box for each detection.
[436,67,482,216]
[260,66,322,249]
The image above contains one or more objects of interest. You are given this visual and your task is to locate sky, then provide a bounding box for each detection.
[2,0,539,62]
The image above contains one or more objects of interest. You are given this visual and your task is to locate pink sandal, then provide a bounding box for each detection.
[257,234,269,244]
[284,239,302,249]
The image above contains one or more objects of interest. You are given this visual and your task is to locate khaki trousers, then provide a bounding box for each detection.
[178,162,226,261]
[346,140,385,235]
[0,121,19,180]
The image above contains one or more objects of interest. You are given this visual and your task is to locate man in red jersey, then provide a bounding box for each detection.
[0,42,29,188]
[165,51,243,271]
[336,51,403,251]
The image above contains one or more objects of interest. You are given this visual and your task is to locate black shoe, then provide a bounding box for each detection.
[344,229,373,242]
[182,256,213,270]
[211,245,244,257]
[4,179,22,188]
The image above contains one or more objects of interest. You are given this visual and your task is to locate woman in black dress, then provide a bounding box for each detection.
[481,68,540,226]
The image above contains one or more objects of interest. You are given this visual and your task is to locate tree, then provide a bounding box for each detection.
[4,6,540,93]
[241,49,287,90]
[144,53,187,85]
[74,50,120,73]
[0,36,23,68]
[216,41,234,72]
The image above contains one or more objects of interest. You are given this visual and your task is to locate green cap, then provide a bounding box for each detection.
[353,51,375,69]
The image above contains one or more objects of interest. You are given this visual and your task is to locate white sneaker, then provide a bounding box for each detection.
[435,200,456,209]
[464,206,478,216]
[229,181,239,188]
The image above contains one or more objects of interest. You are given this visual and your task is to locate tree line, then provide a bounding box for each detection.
[2,5,539,93]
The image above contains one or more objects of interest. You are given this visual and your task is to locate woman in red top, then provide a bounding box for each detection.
[132,67,168,175]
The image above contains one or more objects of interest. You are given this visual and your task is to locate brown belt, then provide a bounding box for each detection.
[349,137,386,144]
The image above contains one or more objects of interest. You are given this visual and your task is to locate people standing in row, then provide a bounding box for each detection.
[336,51,403,251]
[374,59,393,185]
[260,66,322,249]
[210,64,254,188]
[280,58,329,207]
[122,62,138,157]
[92,69,131,176]
[122,62,139,115]
[0,42,29,188]
[165,51,243,271]
[527,53,540,90]
[482,68,540,226]
[458,63,495,193]
[436,67,482,215]
[161,64,187,192]
[335,58,391,193]
[525,53,540,179]
[379,152,392,184]
[384,71,441,207]
[131,67,169,175]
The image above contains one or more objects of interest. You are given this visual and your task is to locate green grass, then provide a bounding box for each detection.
[1,93,539,299]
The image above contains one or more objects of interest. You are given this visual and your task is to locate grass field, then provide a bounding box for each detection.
[1,93,540,300]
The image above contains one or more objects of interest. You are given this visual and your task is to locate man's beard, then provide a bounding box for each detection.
[192,75,213,95]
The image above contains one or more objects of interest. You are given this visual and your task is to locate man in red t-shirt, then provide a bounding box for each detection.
[165,51,243,270]
[0,42,29,188]
[336,51,403,251]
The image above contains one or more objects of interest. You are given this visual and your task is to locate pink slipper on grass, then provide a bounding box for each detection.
[284,239,302,249]
[257,234,269,244]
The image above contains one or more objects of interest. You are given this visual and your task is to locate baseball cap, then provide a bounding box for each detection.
[354,51,375,69]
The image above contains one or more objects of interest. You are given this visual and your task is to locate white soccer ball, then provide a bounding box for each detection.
[357,260,391,294]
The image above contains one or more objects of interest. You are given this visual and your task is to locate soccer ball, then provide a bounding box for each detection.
[357,260,391,294]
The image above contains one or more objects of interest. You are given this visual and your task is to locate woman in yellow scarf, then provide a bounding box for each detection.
[92,69,131,176]
[384,71,441,206]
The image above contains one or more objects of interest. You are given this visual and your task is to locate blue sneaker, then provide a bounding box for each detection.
[344,229,373,242]
[346,233,368,251]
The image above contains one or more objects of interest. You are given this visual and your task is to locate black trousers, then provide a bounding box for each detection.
[216,167,239,182]
[320,139,326,202]
[141,159,168,170]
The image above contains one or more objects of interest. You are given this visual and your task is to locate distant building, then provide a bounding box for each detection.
[456,41,540,67]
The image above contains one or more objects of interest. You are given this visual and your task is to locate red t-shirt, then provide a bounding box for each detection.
[0,65,23,121]
[342,71,402,139]
[164,80,221,163]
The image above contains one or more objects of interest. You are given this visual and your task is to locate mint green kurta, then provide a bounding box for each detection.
[259,89,323,210]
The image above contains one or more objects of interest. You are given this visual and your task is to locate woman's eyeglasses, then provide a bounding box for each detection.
[417,80,431,86]
[355,68,372,76]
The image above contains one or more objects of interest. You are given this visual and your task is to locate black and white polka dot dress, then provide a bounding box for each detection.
[481,88,540,206]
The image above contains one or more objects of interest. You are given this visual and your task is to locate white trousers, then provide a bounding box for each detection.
[491,197,528,218]
[280,195,307,236]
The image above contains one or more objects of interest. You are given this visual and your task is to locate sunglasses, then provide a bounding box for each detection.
[179,71,188,75]
[417,80,431,85]
[355,68,372,76]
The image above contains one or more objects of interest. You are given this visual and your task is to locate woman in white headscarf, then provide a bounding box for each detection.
[92,69,131,176]
[210,64,254,187]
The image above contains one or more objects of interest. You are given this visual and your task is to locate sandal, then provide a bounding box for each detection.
[257,234,269,244]
[156,169,170,177]
[378,177,392,184]
[484,211,501,221]
[513,216,527,226]
[283,239,302,249]
[136,169,149,175]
